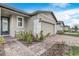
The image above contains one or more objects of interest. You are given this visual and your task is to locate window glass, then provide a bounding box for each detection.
[18,17,22,27]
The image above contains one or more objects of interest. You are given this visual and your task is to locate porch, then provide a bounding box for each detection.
[0,6,29,37]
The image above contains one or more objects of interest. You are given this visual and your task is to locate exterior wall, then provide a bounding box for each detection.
[4,12,57,36]
[10,15,25,37]
[38,13,56,24]
[33,18,41,35]
[64,27,70,31]
[10,15,16,37]
[24,15,38,34]
[27,13,57,35]
[41,22,55,35]
[0,7,1,35]
[57,25,64,32]
[38,13,57,35]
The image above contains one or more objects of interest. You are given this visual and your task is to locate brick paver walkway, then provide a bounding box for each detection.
[4,39,35,56]
[4,35,79,56]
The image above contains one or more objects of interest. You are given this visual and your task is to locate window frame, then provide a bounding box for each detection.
[17,16,24,28]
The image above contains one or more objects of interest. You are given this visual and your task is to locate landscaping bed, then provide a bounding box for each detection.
[41,41,79,56]
[41,42,72,56]
[0,36,5,56]
[16,31,50,47]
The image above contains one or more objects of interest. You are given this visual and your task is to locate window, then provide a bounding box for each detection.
[17,16,24,28]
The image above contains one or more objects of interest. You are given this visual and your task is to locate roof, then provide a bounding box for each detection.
[57,21,64,25]
[0,4,58,22]
[0,3,30,17]
[30,10,58,22]
[64,25,70,27]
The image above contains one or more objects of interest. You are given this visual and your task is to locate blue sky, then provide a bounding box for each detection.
[7,3,79,12]
[6,3,79,27]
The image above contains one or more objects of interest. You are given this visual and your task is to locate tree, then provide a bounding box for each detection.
[74,25,78,32]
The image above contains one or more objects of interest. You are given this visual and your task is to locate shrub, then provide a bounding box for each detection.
[44,33,50,38]
[0,36,5,44]
[16,31,33,44]
[39,31,44,41]
[33,34,40,42]
[37,31,50,41]
[16,31,50,43]
[26,33,33,44]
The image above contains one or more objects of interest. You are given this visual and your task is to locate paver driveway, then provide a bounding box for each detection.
[56,35,79,46]
[3,35,79,56]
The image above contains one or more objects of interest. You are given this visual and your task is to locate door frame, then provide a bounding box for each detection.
[1,16,10,35]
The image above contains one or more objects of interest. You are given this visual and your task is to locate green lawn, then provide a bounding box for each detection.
[72,46,79,56]
[65,33,79,37]
[59,31,79,37]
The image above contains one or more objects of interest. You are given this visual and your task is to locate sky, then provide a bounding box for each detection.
[6,3,79,27]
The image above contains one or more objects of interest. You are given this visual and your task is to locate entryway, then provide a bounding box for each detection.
[1,17,10,35]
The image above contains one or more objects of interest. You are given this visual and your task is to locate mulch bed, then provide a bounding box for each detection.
[0,44,5,56]
[41,42,72,56]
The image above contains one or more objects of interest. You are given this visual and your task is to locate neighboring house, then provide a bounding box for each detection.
[70,28,75,32]
[64,25,70,31]
[0,4,57,37]
[57,21,64,32]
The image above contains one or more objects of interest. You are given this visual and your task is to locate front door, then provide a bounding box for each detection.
[1,17,10,35]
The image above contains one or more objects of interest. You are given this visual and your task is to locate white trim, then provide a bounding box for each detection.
[17,16,24,28]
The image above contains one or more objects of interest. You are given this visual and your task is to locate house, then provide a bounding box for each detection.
[0,4,57,37]
[64,25,70,31]
[28,11,58,36]
[57,21,64,32]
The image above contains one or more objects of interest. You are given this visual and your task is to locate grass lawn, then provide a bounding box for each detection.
[59,31,79,37]
[64,32,79,37]
[72,46,79,56]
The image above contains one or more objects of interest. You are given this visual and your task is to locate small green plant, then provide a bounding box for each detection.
[39,31,44,41]
[0,36,5,44]
[34,34,40,42]
[34,31,50,42]
[26,33,33,44]
[16,32,33,44]
[16,31,27,41]
[44,33,50,38]
[16,31,50,44]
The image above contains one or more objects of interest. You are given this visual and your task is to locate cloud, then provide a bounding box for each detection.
[52,3,70,8]
[66,19,79,27]
[54,8,79,27]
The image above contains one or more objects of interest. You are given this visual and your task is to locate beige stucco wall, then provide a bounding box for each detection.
[26,13,57,35]
[41,22,55,35]
[38,13,56,24]
[10,15,16,37]
[64,27,70,31]
[24,15,37,33]
[38,13,57,35]
[10,15,25,37]
[10,12,57,37]
[0,7,1,35]
[57,25,64,32]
